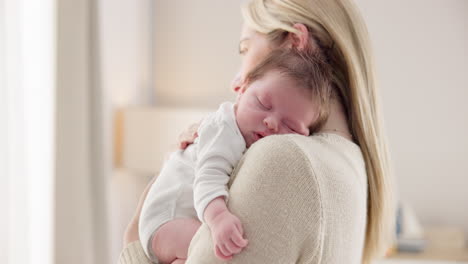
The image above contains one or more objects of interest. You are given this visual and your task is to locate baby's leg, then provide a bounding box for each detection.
[151,218,201,264]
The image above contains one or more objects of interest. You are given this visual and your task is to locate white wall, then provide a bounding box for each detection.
[0,2,6,260]
[99,0,154,107]
[355,0,468,232]
[153,0,242,107]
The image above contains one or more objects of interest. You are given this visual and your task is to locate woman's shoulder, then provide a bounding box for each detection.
[247,132,364,168]
[291,132,365,170]
[243,133,367,198]
[228,133,368,263]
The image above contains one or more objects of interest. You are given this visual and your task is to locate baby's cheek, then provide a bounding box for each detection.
[278,126,291,135]
[235,111,250,137]
[249,112,264,126]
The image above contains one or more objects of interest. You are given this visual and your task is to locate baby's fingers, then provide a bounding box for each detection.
[235,221,243,234]
[224,239,242,254]
[177,122,200,149]
[179,141,188,149]
[215,245,233,261]
[232,229,248,248]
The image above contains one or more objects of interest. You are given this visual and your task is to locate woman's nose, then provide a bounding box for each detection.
[230,71,242,93]
[264,116,279,133]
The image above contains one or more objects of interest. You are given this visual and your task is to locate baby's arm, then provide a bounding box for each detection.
[204,196,249,260]
[193,106,247,260]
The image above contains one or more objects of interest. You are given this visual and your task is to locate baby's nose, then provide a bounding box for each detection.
[264,117,279,133]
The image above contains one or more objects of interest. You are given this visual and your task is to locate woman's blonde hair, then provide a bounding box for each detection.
[242,0,395,263]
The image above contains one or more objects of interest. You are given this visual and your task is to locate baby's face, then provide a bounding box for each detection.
[235,70,318,148]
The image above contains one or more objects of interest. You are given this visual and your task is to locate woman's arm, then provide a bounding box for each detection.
[122,176,157,247]
[186,135,324,264]
[119,176,157,264]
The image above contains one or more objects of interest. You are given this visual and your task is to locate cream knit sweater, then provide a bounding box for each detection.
[119,133,368,264]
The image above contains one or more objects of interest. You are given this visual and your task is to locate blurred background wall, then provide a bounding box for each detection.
[356,0,468,236]
[152,0,241,107]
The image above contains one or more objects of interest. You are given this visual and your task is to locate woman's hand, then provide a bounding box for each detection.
[178,122,200,149]
[208,210,249,260]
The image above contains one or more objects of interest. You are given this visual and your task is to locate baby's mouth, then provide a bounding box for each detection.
[253,131,266,142]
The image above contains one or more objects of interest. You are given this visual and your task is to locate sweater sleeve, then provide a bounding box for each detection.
[186,135,324,264]
[193,116,246,223]
[118,241,152,264]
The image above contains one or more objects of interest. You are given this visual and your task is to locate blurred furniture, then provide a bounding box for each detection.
[388,226,468,262]
[114,106,212,173]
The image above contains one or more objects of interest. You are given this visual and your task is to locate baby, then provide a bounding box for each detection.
[139,49,332,264]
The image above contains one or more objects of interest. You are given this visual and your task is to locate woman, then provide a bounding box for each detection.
[119,0,395,263]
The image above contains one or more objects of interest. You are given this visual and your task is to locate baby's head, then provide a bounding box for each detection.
[235,49,333,147]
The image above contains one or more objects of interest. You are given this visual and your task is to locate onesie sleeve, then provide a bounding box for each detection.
[193,108,246,223]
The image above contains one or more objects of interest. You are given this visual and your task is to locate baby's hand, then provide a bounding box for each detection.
[177,122,200,149]
[209,210,249,260]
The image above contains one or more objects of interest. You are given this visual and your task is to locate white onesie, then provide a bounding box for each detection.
[138,102,247,260]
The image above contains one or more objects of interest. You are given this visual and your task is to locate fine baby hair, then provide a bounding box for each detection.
[244,48,335,133]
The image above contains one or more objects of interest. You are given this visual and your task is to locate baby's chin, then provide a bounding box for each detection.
[246,132,263,148]
[245,136,256,148]
[245,138,254,148]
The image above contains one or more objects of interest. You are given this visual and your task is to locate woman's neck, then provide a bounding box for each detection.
[318,99,353,141]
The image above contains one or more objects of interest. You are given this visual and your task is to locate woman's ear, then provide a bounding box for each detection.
[287,23,313,51]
